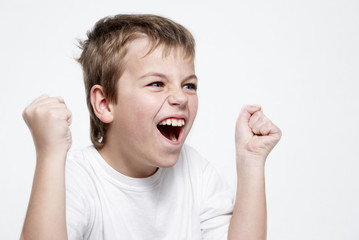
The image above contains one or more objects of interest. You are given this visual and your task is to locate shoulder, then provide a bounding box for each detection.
[180,144,231,190]
[66,146,93,172]
[177,144,217,180]
[65,147,97,238]
[65,146,99,190]
[178,144,234,205]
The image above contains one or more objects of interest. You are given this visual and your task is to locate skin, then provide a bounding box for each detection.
[21,95,71,240]
[229,105,281,240]
[93,38,198,178]
[20,37,281,240]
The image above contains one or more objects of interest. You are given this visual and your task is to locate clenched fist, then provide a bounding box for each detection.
[235,105,281,168]
[23,95,72,158]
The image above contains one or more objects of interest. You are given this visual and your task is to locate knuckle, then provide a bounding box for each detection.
[33,106,43,116]
[257,111,264,119]
[278,128,283,136]
[254,110,261,116]
[241,105,249,112]
[48,109,60,117]
[252,113,259,122]
[22,107,29,118]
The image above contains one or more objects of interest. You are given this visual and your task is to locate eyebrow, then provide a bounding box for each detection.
[138,72,198,82]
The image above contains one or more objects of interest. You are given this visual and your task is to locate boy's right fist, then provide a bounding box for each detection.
[23,95,72,157]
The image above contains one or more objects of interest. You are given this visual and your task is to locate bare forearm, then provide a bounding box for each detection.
[21,153,68,240]
[228,165,267,240]
[229,104,280,239]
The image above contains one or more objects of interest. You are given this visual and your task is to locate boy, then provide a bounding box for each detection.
[21,14,281,239]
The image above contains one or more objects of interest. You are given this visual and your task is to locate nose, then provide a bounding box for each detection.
[168,88,188,107]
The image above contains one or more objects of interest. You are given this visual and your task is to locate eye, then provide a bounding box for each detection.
[148,82,164,88]
[183,83,197,91]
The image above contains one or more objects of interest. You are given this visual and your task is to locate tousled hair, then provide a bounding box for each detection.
[77,14,195,149]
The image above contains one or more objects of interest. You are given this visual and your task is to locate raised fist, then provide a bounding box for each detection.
[235,105,281,167]
[23,95,72,157]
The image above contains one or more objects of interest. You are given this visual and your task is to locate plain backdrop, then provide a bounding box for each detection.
[1,0,358,239]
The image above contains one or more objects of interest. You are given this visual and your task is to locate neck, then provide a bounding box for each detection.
[98,143,158,178]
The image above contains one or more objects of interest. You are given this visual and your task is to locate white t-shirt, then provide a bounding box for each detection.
[65,145,234,240]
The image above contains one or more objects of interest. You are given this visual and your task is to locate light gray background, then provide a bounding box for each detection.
[1,0,358,239]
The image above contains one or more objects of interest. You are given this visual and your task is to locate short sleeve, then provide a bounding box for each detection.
[65,151,92,240]
[199,163,234,240]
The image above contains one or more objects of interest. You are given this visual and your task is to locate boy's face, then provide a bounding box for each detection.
[105,38,198,177]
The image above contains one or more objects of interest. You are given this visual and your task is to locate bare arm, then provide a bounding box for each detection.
[228,105,281,240]
[20,95,72,240]
[21,153,68,240]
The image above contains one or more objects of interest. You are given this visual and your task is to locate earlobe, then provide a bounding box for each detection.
[90,85,114,123]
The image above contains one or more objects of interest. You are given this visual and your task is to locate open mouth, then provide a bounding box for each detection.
[157,118,185,142]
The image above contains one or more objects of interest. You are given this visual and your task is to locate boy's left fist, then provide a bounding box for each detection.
[235,105,281,167]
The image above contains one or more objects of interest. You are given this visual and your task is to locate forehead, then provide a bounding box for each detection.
[123,38,195,74]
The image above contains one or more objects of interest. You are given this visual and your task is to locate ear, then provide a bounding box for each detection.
[90,85,114,124]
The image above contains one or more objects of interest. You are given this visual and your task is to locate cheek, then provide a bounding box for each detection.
[188,96,199,120]
[116,94,159,141]
[125,93,162,122]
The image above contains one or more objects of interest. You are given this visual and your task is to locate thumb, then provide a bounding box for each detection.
[237,104,261,125]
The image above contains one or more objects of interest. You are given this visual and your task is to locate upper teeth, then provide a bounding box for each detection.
[159,119,185,127]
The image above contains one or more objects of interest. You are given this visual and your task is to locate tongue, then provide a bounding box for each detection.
[158,125,179,142]
[169,132,177,142]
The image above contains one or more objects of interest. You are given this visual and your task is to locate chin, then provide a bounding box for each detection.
[154,153,181,168]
